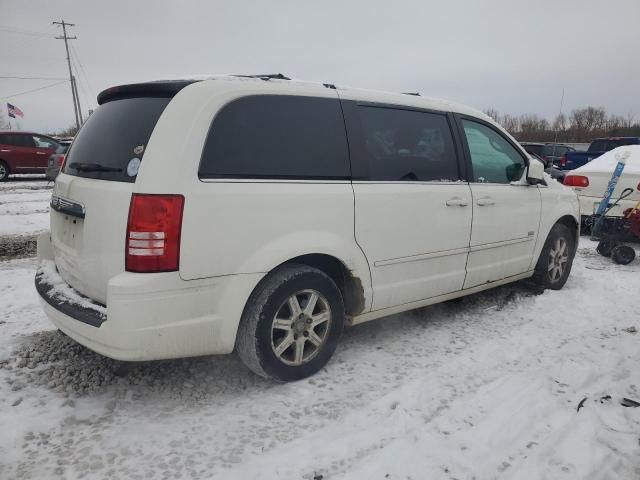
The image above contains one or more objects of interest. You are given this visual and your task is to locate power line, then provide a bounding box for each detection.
[0,80,69,99]
[0,76,67,80]
[68,53,91,113]
[69,42,96,104]
[0,26,53,38]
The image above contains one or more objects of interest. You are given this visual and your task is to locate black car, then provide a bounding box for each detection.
[520,143,576,167]
[45,140,72,180]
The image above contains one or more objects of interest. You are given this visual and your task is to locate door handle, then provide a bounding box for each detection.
[476,197,495,206]
[446,198,469,207]
[36,152,47,155]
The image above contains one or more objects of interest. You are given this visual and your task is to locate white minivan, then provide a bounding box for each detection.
[36,75,580,381]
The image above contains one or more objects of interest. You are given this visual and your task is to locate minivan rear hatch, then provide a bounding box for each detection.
[51,81,196,304]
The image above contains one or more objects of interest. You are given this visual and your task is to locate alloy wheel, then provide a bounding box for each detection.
[548,237,569,282]
[271,289,332,366]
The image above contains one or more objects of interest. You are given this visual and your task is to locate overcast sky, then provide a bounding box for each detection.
[1,0,639,133]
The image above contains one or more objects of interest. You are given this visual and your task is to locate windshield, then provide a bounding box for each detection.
[62,96,171,182]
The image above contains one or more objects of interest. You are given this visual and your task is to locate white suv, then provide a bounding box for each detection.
[36,75,579,381]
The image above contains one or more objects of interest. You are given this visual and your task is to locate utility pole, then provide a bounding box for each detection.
[72,76,83,124]
[53,20,80,130]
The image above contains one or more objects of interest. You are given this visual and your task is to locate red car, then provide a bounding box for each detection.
[0,131,60,181]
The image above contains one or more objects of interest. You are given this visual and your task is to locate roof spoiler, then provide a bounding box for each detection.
[97,80,200,105]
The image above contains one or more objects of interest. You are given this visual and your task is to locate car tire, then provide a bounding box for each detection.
[236,263,344,382]
[533,223,576,290]
[0,161,9,182]
[596,239,616,257]
[611,245,636,265]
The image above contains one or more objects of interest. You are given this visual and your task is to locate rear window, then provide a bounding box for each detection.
[62,96,171,182]
[199,95,350,179]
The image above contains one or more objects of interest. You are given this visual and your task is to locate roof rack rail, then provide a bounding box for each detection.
[323,83,336,89]
[402,92,420,96]
[234,73,291,81]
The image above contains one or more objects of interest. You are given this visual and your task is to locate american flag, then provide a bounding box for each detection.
[7,103,24,118]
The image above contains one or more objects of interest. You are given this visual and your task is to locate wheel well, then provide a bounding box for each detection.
[281,254,365,317]
[556,215,579,243]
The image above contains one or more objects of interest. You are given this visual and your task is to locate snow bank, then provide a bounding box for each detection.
[575,145,640,174]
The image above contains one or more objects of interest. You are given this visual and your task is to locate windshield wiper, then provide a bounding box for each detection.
[68,162,122,173]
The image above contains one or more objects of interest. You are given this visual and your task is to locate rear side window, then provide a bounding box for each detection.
[199,95,349,179]
[2,134,34,147]
[354,106,458,181]
[62,96,171,182]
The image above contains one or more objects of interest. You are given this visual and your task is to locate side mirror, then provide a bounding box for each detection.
[527,158,547,186]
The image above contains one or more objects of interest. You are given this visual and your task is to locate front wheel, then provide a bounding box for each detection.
[236,264,344,382]
[533,223,576,290]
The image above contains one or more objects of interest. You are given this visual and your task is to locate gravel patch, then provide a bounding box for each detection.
[1,330,263,400]
[0,234,38,260]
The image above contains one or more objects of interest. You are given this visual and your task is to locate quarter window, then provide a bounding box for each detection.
[462,120,526,183]
[355,106,458,181]
[199,95,350,179]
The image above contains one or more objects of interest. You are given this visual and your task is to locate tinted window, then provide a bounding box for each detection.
[463,120,526,183]
[355,106,458,181]
[589,139,638,152]
[522,144,543,156]
[199,95,349,179]
[62,96,171,182]
[543,145,568,157]
[2,134,34,147]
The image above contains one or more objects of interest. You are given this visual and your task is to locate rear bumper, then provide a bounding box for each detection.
[36,232,263,361]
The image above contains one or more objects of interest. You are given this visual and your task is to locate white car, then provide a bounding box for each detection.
[36,75,580,381]
[563,145,640,222]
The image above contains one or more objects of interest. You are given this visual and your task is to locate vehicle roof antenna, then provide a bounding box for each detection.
[402,92,420,96]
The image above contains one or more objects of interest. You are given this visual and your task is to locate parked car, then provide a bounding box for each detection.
[528,153,566,183]
[45,140,72,181]
[557,137,640,171]
[563,145,640,226]
[35,76,580,381]
[0,131,60,181]
[521,143,576,167]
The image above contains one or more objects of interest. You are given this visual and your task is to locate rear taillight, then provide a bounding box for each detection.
[126,194,184,273]
[563,175,590,188]
[57,154,65,167]
[559,155,567,167]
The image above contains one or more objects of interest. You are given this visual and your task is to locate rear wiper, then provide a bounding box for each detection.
[68,162,122,173]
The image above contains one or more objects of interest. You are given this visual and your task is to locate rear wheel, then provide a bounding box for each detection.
[236,264,344,382]
[533,223,576,290]
[611,245,636,265]
[0,161,9,181]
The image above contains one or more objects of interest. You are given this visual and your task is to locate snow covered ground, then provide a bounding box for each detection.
[0,178,639,479]
[0,177,51,237]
